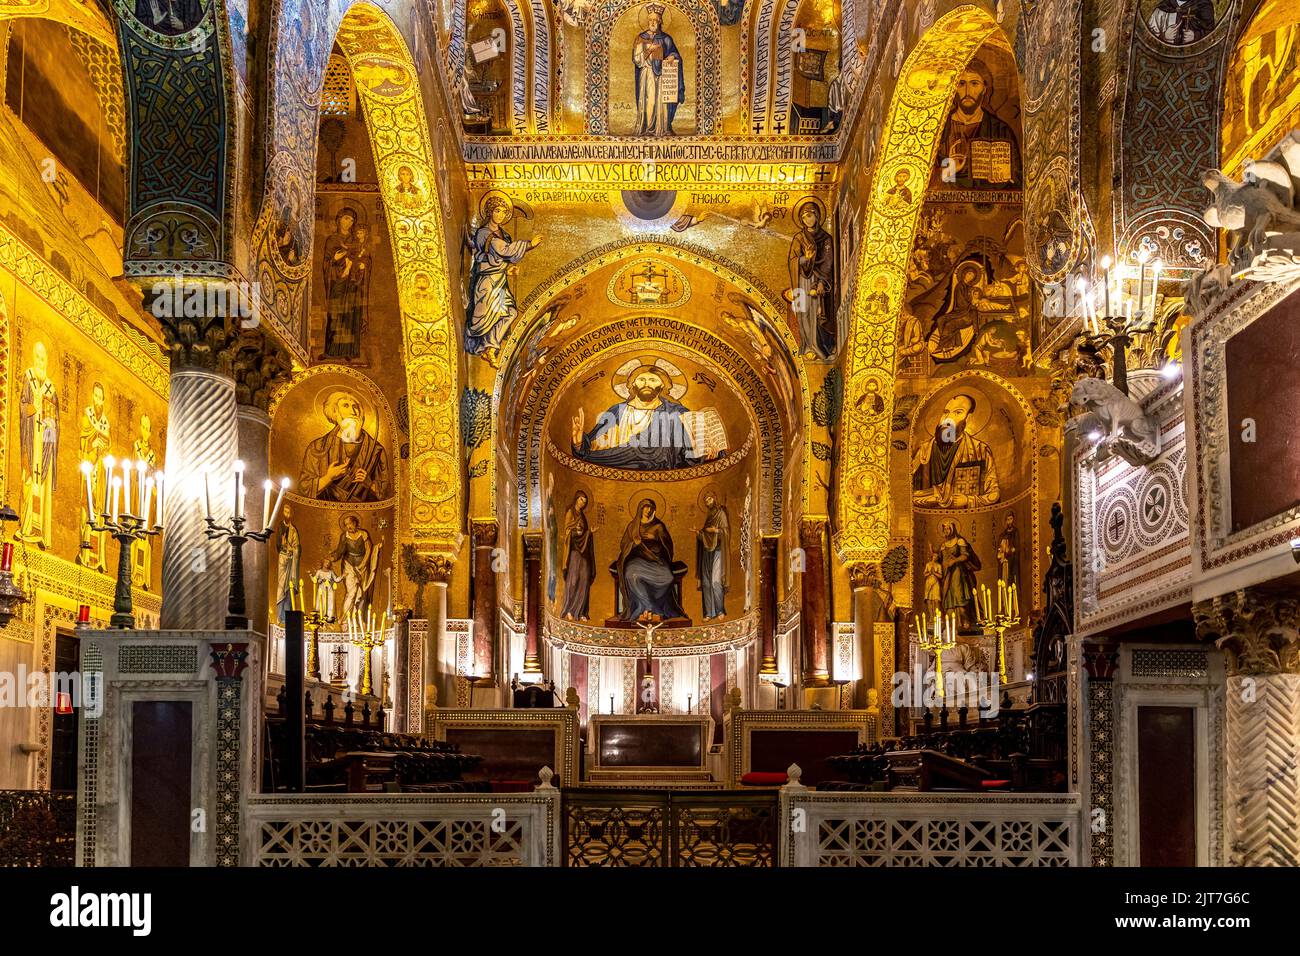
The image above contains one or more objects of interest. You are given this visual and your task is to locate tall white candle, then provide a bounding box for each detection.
[102,455,115,514]
[142,478,154,528]
[1100,255,1112,317]
[267,477,289,531]
[110,475,122,524]
[121,459,132,518]
[81,461,95,522]
[233,460,245,522]
[202,467,213,520]
[261,479,272,532]
[155,472,166,528]
[137,460,148,517]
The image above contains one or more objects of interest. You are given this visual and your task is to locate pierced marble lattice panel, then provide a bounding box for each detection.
[118,644,199,674]
[254,818,526,867]
[565,804,666,867]
[813,817,1077,867]
[1130,649,1209,680]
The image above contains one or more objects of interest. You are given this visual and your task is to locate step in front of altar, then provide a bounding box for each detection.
[584,770,722,789]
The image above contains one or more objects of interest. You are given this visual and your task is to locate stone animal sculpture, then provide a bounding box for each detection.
[1069,375,1161,466]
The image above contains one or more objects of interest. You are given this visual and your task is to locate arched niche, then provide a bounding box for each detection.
[266,363,400,627]
[541,345,761,642]
[904,370,1040,626]
[486,237,814,527]
[586,0,721,135]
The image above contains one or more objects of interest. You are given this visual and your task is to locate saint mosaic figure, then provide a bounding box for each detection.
[937,520,981,630]
[78,382,111,570]
[615,498,686,623]
[18,340,59,551]
[912,393,1000,508]
[275,504,301,624]
[559,491,596,621]
[572,361,726,471]
[997,510,1020,589]
[465,193,542,367]
[299,389,391,502]
[696,492,730,620]
[1146,0,1215,45]
[322,207,371,361]
[633,5,684,136]
[333,514,380,619]
[936,59,1020,188]
[785,198,838,359]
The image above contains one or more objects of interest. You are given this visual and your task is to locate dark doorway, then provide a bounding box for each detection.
[130,700,194,866]
[50,630,79,793]
[1137,705,1196,866]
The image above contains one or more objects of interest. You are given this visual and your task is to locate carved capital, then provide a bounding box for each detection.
[847,562,874,591]
[1194,588,1300,677]
[400,544,455,585]
[1081,641,1120,681]
[156,312,238,375]
[472,520,499,549]
[799,517,827,549]
[522,532,543,560]
[232,329,293,411]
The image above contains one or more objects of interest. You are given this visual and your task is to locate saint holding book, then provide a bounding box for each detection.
[633,5,683,136]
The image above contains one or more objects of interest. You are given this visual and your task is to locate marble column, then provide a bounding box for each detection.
[470,520,499,684]
[1195,588,1300,867]
[848,562,875,709]
[759,535,779,674]
[159,335,238,631]
[799,518,830,687]
[1081,641,1119,867]
[232,332,290,637]
[522,532,544,676]
[417,554,453,728]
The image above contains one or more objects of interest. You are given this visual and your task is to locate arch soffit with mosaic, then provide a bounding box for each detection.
[836,3,1002,565]
[513,318,789,535]
[253,2,462,549]
[489,238,814,515]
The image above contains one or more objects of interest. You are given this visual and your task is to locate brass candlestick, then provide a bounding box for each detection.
[915,610,957,699]
[346,608,390,698]
[304,606,334,682]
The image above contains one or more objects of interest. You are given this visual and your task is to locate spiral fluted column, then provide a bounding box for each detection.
[160,368,239,630]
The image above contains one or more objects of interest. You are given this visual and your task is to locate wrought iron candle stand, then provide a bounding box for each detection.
[976,579,1020,686]
[1073,253,1161,395]
[81,459,163,628]
[202,462,289,630]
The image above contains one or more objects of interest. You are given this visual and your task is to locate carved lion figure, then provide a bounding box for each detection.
[1069,376,1160,464]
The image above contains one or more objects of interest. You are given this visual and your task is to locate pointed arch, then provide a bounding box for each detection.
[488,238,815,526]
[836,4,1000,563]
[332,4,464,549]
[253,1,463,549]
